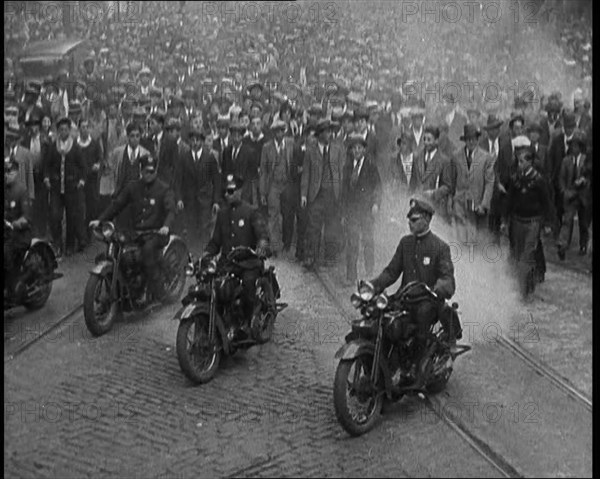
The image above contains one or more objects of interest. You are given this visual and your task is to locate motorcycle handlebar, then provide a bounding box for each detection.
[4,219,14,231]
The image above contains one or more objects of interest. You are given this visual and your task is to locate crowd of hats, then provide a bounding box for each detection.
[4,1,593,123]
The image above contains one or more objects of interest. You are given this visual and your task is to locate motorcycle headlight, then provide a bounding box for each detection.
[185,262,196,277]
[358,281,375,302]
[375,294,388,310]
[207,259,217,274]
[101,222,115,240]
[350,292,362,308]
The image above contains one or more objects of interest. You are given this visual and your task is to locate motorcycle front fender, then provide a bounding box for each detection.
[25,239,59,271]
[334,338,375,360]
[174,301,211,320]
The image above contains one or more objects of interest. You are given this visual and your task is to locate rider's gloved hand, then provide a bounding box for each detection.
[158,226,169,236]
[89,220,100,229]
[256,239,270,259]
[11,218,28,230]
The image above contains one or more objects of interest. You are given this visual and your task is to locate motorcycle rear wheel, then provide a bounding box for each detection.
[83,274,122,337]
[334,356,383,436]
[22,249,53,310]
[176,315,221,384]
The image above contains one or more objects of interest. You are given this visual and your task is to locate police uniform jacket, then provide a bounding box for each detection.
[98,178,176,231]
[371,231,456,300]
[205,200,269,256]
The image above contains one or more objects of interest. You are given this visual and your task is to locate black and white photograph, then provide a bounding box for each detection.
[4,0,593,476]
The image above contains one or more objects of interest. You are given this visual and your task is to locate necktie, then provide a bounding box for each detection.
[466,150,472,170]
[351,158,361,186]
[424,151,430,170]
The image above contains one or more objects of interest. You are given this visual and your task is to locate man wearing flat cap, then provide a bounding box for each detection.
[176,128,221,251]
[205,173,271,331]
[450,124,495,244]
[301,118,346,268]
[341,132,382,286]
[149,111,178,190]
[259,119,294,257]
[556,129,592,259]
[44,117,87,257]
[547,111,577,233]
[91,154,176,304]
[367,197,461,384]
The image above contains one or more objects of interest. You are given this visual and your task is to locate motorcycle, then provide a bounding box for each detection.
[175,246,287,384]
[4,219,62,310]
[333,280,471,436]
[83,221,188,336]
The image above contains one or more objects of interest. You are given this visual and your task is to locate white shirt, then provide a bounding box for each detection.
[402,152,413,183]
[232,144,241,160]
[192,148,203,162]
[127,145,140,162]
[487,137,499,157]
[424,148,437,167]
[353,155,365,178]
[318,141,328,156]
[412,125,423,146]
[275,139,283,155]
[446,109,455,126]
[564,133,573,151]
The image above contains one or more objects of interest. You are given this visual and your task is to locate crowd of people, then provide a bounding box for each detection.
[4,0,593,301]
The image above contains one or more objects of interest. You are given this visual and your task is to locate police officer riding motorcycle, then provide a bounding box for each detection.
[86,154,187,336]
[333,198,468,436]
[4,157,61,310]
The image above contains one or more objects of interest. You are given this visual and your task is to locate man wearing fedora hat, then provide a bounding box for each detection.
[259,119,295,257]
[301,118,345,268]
[23,112,51,236]
[341,132,382,286]
[557,129,592,259]
[450,123,495,244]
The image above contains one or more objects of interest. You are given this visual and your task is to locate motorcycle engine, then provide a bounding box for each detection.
[120,245,142,279]
[216,274,243,304]
[385,310,413,343]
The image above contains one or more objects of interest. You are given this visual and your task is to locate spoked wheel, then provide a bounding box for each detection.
[250,278,276,344]
[426,348,453,394]
[83,274,122,337]
[162,241,188,304]
[333,355,383,436]
[22,249,53,310]
[176,314,221,384]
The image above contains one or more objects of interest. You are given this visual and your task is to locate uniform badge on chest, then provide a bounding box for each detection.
[423,256,431,266]
[10,201,16,208]
[149,198,155,205]
[238,219,245,227]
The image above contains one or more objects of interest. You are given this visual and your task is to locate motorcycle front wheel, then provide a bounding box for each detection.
[83,274,122,337]
[22,249,53,310]
[162,240,188,304]
[176,315,221,384]
[333,356,383,437]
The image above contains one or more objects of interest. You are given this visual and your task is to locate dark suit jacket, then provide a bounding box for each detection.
[177,147,221,205]
[547,132,569,187]
[301,141,345,203]
[341,155,382,217]
[558,153,592,207]
[409,148,453,215]
[151,132,178,187]
[44,140,86,194]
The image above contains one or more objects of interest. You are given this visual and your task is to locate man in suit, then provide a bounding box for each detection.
[442,93,468,151]
[149,111,178,191]
[409,125,454,225]
[178,129,221,251]
[341,133,382,286]
[22,113,50,237]
[221,121,247,187]
[301,119,345,268]
[259,120,295,257]
[407,100,426,155]
[450,124,495,245]
[557,130,592,259]
[547,112,577,235]
[212,114,231,172]
[488,113,523,243]
[353,107,378,166]
[165,117,190,236]
[240,115,266,206]
[43,117,87,257]
[106,123,152,231]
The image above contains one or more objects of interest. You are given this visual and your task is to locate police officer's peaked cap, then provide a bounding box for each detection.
[407,198,435,218]
[225,174,244,190]
[139,155,156,172]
